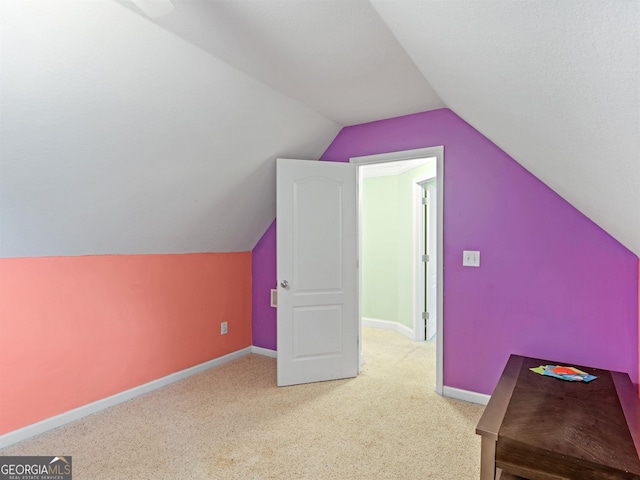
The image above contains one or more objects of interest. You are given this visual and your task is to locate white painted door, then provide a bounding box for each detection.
[276,158,358,386]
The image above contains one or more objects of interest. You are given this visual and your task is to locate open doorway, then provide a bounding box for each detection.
[351,147,444,394]
[358,159,435,341]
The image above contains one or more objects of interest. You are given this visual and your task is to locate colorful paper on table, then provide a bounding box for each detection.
[550,366,586,376]
[530,365,547,375]
[529,364,597,383]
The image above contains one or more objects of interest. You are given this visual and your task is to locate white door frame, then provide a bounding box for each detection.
[351,146,444,395]
[419,179,438,342]
[413,175,436,342]
[422,178,442,340]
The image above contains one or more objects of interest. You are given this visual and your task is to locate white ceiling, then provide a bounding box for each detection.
[116,0,445,126]
[1,0,638,257]
[371,0,640,257]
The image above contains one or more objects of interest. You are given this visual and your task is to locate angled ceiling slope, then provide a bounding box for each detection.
[1,0,342,257]
[1,0,444,258]
[2,0,638,259]
[116,0,444,126]
[372,0,640,257]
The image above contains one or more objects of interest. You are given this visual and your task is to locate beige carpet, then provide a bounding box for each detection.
[1,328,485,479]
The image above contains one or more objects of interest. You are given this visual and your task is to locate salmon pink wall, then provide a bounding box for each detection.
[252,108,639,395]
[0,252,252,435]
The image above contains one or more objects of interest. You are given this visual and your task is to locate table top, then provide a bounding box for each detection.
[477,354,640,479]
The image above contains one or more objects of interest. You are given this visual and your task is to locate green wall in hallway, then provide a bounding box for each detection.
[362,163,435,329]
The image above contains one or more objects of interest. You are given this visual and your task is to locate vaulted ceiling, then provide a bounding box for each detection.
[1,0,638,258]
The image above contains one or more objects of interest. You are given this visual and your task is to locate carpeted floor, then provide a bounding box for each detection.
[1,328,485,479]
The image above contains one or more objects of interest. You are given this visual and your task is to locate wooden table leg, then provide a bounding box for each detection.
[480,435,496,480]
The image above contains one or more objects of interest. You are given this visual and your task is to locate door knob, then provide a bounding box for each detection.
[280,280,289,288]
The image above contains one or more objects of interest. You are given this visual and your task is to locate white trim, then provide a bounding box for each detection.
[350,148,438,166]
[0,347,252,449]
[413,180,426,342]
[251,346,277,358]
[397,323,414,341]
[361,158,430,178]
[356,162,365,373]
[412,174,436,343]
[423,180,438,342]
[442,386,491,405]
[434,149,444,395]
[362,317,414,341]
[351,146,445,396]
[362,317,396,331]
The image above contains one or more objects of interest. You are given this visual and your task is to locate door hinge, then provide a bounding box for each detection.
[421,311,429,320]
[422,197,429,205]
[421,254,429,262]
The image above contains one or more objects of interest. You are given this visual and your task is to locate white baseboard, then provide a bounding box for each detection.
[362,317,414,341]
[251,346,277,358]
[442,386,490,405]
[396,323,414,340]
[0,342,490,449]
[0,346,252,449]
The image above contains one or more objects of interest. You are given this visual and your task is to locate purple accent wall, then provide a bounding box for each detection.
[252,108,639,394]
[252,220,277,351]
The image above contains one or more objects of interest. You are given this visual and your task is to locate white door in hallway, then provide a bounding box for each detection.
[276,158,358,386]
[425,180,438,341]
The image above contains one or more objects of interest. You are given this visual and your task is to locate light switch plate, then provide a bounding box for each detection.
[463,250,480,267]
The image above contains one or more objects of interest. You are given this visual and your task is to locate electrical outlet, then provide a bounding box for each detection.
[221,321,228,335]
[462,250,480,267]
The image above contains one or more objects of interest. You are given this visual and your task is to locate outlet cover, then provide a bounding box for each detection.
[462,250,480,267]
[221,321,228,335]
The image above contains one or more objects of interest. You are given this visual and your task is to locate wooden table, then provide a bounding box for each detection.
[476,355,640,480]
